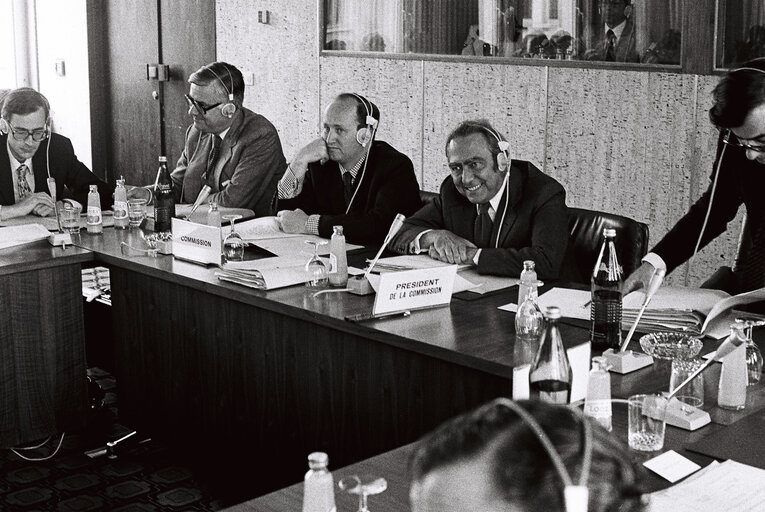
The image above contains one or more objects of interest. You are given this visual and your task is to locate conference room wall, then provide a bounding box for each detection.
[217,0,741,287]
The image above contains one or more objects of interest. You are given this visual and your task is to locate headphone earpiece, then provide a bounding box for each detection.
[221,103,236,118]
[356,127,371,147]
[207,63,238,118]
[0,118,8,135]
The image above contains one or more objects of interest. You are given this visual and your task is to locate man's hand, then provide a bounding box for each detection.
[623,261,657,295]
[19,193,56,217]
[290,138,329,180]
[277,209,309,234]
[422,230,478,265]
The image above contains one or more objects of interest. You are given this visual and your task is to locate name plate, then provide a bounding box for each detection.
[373,266,457,316]
[171,218,221,265]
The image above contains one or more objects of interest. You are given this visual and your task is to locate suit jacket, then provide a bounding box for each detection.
[390,160,569,279]
[1,133,113,208]
[275,140,422,245]
[171,107,286,216]
[585,18,639,63]
[652,133,765,283]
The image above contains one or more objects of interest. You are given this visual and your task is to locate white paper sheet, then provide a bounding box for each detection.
[499,287,591,321]
[0,223,51,249]
[643,450,701,483]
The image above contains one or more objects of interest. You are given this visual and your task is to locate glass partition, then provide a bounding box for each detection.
[716,1,765,69]
[323,0,682,65]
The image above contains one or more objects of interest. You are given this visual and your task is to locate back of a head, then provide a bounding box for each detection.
[409,399,647,512]
[188,61,245,105]
[709,57,765,129]
[1,87,50,120]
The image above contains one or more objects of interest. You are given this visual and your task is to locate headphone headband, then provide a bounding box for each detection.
[206,63,235,101]
[465,122,510,156]
[348,92,378,128]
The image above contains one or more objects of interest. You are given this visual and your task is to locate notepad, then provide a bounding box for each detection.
[0,223,51,249]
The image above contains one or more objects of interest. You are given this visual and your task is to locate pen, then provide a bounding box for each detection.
[345,310,411,323]
[582,300,591,309]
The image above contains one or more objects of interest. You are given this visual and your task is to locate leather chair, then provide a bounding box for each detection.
[419,189,438,208]
[566,207,649,285]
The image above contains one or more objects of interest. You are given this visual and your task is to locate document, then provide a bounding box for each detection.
[236,216,302,240]
[647,460,765,511]
[215,254,311,290]
[0,223,51,249]
[499,287,591,320]
[254,235,362,257]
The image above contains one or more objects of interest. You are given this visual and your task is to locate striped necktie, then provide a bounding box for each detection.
[474,203,494,247]
[16,164,32,199]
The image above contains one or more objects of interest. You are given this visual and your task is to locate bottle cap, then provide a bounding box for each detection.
[158,156,167,163]
[603,228,616,237]
[544,306,561,319]
[333,225,344,235]
[89,184,98,192]
[523,260,535,269]
[307,451,328,468]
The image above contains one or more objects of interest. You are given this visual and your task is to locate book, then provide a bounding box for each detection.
[622,286,765,339]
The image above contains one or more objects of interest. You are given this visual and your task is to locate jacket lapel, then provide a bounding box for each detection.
[0,135,14,205]
[215,110,244,188]
[495,162,523,247]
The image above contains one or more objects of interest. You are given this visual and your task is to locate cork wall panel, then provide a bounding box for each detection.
[319,57,424,187]
[216,0,319,161]
[420,62,547,193]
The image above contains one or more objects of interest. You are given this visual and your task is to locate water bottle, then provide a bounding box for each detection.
[529,306,572,404]
[302,452,336,512]
[515,276,543,349]
[517,260,538,306]
[328,225,348,287]
[718,323,748,411]
[584,356,612,431]
[86,184,103,234]
[153,156,175,233]
[590,228,623,352]
[113,177,129,229]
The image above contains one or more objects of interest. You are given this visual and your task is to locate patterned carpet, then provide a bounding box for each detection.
[0,368,226,511]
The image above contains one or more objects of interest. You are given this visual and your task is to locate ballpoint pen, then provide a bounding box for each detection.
[345,310,411,322]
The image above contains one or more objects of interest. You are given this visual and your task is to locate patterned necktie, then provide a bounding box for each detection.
[207,135,222,182]
[605,30,616,61]
[16,164,32,199]
[474,203,494,247]
[343,172,354,205]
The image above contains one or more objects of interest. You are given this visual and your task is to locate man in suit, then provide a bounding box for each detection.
[585,0,639,63]
[625,58,765,295]
[171,61,286,216]
[0,88,113,221]
[275,93,421,245]
[389,120,569,279]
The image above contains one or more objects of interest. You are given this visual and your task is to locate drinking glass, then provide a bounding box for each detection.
[338,474,388,512]
[127,198,147,228]
[669,358,705,409]
[222,214,244,262]
[61,203,82,234]
[305,240,329,288]
[628,394,667,451]
[744,323,764,386]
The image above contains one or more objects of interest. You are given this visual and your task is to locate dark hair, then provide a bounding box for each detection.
[335,93,380,129]
[1,87,50,120]
[709,57,765,129]
[409,400,647,512]
[444,120,507,160]
[188,61,245,104]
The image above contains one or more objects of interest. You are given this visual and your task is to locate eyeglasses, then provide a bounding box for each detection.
[5,122,48,142]
[184,94,221,115]
[722,130,765,153]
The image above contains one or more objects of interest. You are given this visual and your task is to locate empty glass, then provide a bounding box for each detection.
[61,203,82,234]
[222,214,244,262]
[127,198,147,228]
[744,323,764,386]
[669,358,705,409]
[628,394,667,451]
[305,240,329,288]
[338,474,387,512]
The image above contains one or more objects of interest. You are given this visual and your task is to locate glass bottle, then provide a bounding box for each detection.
[153,155,175,233]
[718,323,748,411]
[302,452,336,512]
[515,276,543,347]
[529,306,572,404]
[590,228,623,352]
[584,356,612,431]
[328,225,348,287]
[113,177,129,229]
[517,260,538,307]
[86,184,103,234]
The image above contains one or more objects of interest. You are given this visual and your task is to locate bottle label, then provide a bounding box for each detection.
[328,253,337,273]
[584,399,612,418]
[114,200,128,219]
[87,206,102,225]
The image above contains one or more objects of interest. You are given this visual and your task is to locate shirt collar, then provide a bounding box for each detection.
[476,172,509,214]
[605,19,626,41]
[216,127,231,141]
[339,154,366,180]
[6,142,31,170]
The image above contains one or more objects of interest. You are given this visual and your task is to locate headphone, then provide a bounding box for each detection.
[206,63,237,118]
[493,398,591,512]
[0,88,53,180]
[349,93,379,148]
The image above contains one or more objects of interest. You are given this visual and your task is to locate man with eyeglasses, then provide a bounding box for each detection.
[169,61,285,215]
[625,58,765,295]
[0,88,113,221]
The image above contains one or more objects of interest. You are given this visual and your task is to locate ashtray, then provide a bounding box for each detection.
[639,332,703,360]
[146,232,173,254]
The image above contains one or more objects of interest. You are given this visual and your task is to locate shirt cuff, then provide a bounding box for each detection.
[641,252,666,272]
[306,214,320,235]
[409,229,433,254]
[472,248,482,265]
[277,164,303,199]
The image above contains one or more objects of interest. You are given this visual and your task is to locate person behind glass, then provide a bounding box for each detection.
[0,88,113,221]
[274,93,421,245]
[171,61,286,216]
[409,398,647,512]
[585,0,638,63]
[389,120,569,279]
[625,58,765,296]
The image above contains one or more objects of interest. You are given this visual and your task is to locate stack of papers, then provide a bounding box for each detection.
[215,255,311,290]
[0,223,51,249]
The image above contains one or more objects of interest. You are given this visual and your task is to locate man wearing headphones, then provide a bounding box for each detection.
[625,58,765,295]
[171,61,286,216]
[0,88,113,221]
[275,93,421,245]
[390,120,569,279]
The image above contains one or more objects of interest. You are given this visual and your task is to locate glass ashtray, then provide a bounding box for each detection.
[145,232,172,248]
[639,332,703,360]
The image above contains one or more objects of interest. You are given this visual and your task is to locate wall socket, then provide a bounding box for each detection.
[243,71,255,86]
[258,10,270,24]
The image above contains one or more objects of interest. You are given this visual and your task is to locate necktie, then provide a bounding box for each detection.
[742,215,765,291]
[474,203,494,247]
[207,135,222,182]
[343,172,354,205]
[605,30,616,61]
[16,164,32,199]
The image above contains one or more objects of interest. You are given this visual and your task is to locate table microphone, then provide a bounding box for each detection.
[620,267,666,352]
[347,213,405,295]
[46,177,72,247]
[187,185,212,220]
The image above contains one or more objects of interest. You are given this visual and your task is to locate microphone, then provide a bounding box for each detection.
[619,267,666,352]
[364,213,406,280]
[187,185,212,220]
[46,176,72,247]
[47,177,62,233]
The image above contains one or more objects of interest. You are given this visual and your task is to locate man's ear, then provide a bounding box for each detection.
[496,152,508,172]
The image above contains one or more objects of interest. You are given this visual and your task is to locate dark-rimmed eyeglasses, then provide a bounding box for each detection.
[6,122,48,142]
[184,94,221,116]
[723,130,765,153]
